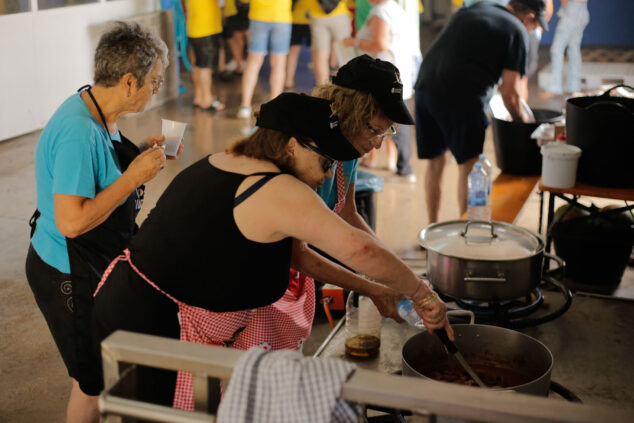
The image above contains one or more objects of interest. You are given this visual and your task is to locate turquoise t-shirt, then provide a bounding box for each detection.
[317,159,359,210]
[31,92,124,274]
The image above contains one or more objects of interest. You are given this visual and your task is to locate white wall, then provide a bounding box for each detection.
[0,0,160,142]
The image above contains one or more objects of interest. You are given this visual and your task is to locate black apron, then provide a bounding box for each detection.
[28,85,144,394]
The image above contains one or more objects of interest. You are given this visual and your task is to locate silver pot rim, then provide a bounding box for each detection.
[402,324,554,393]
[419,220,545,261]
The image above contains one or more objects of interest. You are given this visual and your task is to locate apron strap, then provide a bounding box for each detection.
[29,209,41,239]
[332,161,346,215]
[93,249,181,305]
[234,173,282,208]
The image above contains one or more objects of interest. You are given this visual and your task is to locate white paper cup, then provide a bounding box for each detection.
[161,119,187,156]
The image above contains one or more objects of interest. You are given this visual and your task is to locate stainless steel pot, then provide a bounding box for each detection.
[418,220,561,301]
[402,324,553,396]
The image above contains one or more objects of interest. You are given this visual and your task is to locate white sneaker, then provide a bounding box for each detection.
[225,59,238,72]
[385,173,417,183]
[237,106,252,119]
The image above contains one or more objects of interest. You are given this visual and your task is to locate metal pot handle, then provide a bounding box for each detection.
[461,220,497,239]
[543,252,565,279]
[447,309,475,325]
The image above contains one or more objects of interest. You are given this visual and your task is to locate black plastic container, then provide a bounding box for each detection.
[566,85,634,188]
[552,209,634,294]
[492,109,562,175]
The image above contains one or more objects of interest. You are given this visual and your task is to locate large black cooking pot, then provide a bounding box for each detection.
[402,324,553,396]
[566,84,634,188]
[492,109,563,175]
[418,220,563,301]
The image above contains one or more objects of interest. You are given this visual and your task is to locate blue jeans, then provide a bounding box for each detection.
[248,19,292,55]
[546,2,590,94]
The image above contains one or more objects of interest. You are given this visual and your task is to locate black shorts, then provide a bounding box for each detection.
[25,244,103,395]
[415,90,489,164]
[290,24,311,46]
[224,8,250,39]
[189,34,221,69]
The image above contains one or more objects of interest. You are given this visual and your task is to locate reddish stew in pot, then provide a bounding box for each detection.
[413,356,532,388]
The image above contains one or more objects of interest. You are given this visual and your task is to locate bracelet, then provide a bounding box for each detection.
[413,291,439,308]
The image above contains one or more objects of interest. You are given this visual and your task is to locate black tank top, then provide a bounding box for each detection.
[129,156,292,311]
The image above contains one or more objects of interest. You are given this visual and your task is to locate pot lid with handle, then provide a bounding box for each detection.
[418,220,544,260]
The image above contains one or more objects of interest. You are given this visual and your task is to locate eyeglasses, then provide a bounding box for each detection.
[150,77,164,93]
[367,123,397,140]
[297,140,335,173]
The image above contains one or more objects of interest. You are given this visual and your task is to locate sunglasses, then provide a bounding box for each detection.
[297,140,336,172]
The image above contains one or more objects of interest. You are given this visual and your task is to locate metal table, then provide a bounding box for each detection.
[315,292,634,409]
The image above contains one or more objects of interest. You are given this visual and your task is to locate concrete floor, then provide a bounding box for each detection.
[1,48,633,422]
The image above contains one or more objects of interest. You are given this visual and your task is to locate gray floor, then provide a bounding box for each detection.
[1,47,633,421]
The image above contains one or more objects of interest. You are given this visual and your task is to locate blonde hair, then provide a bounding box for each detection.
[226,127,294,173]
[312,84,382,140]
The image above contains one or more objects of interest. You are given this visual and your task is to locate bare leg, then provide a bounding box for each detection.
[241,53,265,108]
[425,152,448,224]
[228,31,247,73]
[218,41,227,73]
[457,156,479,217]
[197,67,213,108]
[386,138,398,172]
[192,66,202,106]
[286,45,302,88]
[311,48,331,86]
[66,379,99,423]
[269,53,287,100]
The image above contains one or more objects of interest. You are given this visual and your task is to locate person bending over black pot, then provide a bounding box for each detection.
[92,93,452,409]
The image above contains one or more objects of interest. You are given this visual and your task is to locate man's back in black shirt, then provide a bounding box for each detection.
[416,2,528,112]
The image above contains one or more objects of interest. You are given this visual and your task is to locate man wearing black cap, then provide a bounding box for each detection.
[312,55,415,236]
[414,0,547,223]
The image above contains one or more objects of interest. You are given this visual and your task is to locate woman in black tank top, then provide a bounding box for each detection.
[93,93,453,406]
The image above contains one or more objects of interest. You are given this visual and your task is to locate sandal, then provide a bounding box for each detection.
[203,100,225,112]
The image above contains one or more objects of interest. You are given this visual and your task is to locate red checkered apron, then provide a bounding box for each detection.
[93,162,348,411]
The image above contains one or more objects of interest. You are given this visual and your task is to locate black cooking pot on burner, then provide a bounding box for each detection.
[566,84,634,188]
[402,324,553,396]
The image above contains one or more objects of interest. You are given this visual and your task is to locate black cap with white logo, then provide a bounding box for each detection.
[256,93,361,161]
[332,55,415,125]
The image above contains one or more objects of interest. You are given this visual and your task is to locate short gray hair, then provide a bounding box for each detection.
[94,21,169,88]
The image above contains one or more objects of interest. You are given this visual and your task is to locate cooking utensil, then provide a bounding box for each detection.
[566,84,634,187]
[434,328,487,388]
[418,220,565,301]
[402,324,553,396]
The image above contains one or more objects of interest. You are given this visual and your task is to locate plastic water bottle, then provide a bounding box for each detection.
[478,153,493,205]
[467,162,491,221]
[397,298,425,329]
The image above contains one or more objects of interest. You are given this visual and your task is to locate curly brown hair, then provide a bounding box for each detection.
[226,127,294,173]
[312,84,382,140]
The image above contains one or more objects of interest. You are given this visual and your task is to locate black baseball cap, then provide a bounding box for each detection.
[516,0,549,31]
[332,55,414,125]
[256,93,361,161]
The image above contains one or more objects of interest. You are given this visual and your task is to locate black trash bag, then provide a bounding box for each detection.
[552,204,634,293]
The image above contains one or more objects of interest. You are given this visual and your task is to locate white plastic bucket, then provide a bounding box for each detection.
[540,142,582,189]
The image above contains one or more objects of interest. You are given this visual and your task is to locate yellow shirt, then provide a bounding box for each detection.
[307,0,351,18]
[249,0,292,23]
[292,0,312,25]
[187,0,222,38]
[225,0,238,17]
[225,0,250,18]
